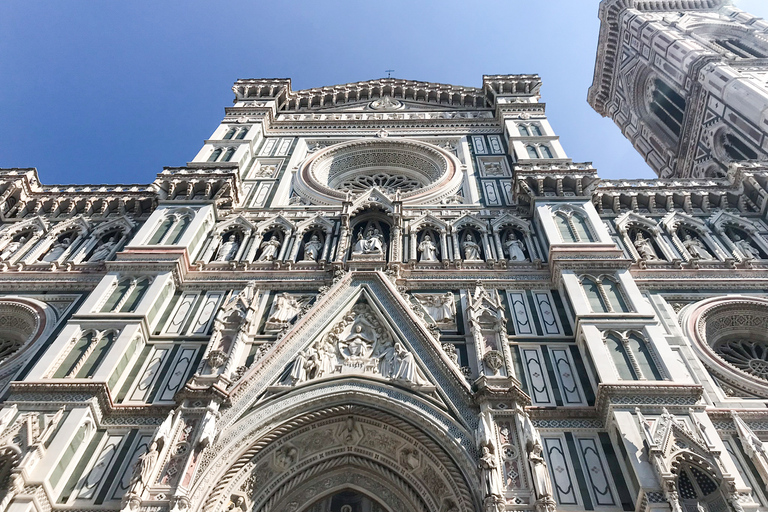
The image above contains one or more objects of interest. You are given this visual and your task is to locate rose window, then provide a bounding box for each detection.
[715,340,768,379]
[294,139,463,206]
[336,173,422,194]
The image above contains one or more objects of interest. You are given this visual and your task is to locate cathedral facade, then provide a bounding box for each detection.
[1,4,768,512]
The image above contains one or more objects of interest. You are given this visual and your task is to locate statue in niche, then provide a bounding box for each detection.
[633,231,658,260]
[42,236,72,262]
[352,228,384,255]
[731,233,761,259]
[414,293,456,325]
[462,234,482,261]
[130,441,159,495]
[215,233,240,261]
[479,446,504,497]
[682,233,714,260]
[197,402,220,447]
[302,234,323,261]
[418,234,439,262]
[89,235,119,262]
[503,232,527,262]
[0,235,26,260]
[258,235,281,261]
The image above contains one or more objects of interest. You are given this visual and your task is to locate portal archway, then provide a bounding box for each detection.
[193,382,480,512]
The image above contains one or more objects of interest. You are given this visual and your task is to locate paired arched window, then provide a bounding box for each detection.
[554,210,594,243]
[604,332,662,380]
[518,124,542,136]
[650,79,686,138]
[101,277,152,313]
[53,330,118,378]
[581,276,629,313]
[525,144,553,159]
[148,210,193,245]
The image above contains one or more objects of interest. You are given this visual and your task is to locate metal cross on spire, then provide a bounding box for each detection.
[385,69,395,79]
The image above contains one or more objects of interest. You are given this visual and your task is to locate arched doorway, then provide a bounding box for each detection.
[303,489,389,512]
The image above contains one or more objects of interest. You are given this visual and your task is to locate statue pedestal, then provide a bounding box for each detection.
[350,252,385,262]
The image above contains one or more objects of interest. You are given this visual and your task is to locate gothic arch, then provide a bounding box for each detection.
[190,387,480,512]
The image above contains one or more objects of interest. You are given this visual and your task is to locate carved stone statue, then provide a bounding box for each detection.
[130,441,159,494]
[732,233,761,259]
[258,236,281,261]
[89,235,118,262]
[683,233,714,260]
[302,234,323,261]
[341,324,374,359]
[504,232,527,262]
[418,234,439,262]
[42,237,72,262]
[479,446,504,497]
[462,234,482,261]
[529,439,554,500]
[197,402,220,448]
[414,293,456,325]
[215,233,240,261]
[633,231,658,260]
[393,342,423,384]
[268,293,303,325]
[0,236,26,260]
[352,228,385,255]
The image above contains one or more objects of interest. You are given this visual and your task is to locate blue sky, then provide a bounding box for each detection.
[1,1,766,185]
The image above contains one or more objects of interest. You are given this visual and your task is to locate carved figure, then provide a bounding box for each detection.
[130,441,159,494]
[197,403,220,447]
[342,325,373,359]
[683,234,714,260]
[393,342,423,385]
[269,293,302,325]
[215,233,239,261]
[633,231,658,260]
[258,236,280,261]
[42,237,72,262]
[315,339,336,377]
[504,232,527,261]
[479,446,503,496]
[226,496,247,512]
[377,339,398,378]
[0,236,26,260]
[90,235,118,262]
[303,234,323,261]
[353,228,384,255]
[415,293,456,324]
[732,234,761,259]
[462,234,482,261]
[529,440,554,501]
[418,234,439,262]
[274,446,298,470]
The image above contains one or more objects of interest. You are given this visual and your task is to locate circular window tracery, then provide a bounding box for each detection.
[336,173,422,194]
[714,340,768,379]
[294,139,462,206]
[683,296,768,397]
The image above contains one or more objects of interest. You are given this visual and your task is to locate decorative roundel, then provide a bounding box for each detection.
[294,138,463,206]
[683,296,768,396]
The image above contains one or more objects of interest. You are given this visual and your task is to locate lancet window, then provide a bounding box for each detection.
[604,331,663,380]
[53,329,118,378]
[148,209,193,245]
[554,209,594,243]
[650,79,686,138]
[100,276,152,313]
[580,276,629,313]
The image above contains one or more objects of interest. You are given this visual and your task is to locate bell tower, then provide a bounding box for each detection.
[589,0,768,178]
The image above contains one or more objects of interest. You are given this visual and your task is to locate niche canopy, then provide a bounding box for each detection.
[294,138,463,205]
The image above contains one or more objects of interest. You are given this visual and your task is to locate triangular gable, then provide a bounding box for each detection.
[225,271,475,427]
[348,187,395,214]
